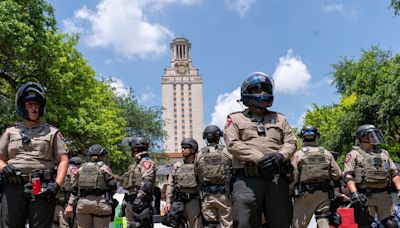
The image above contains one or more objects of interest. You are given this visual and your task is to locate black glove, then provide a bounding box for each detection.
[23,182,33,199]
[350,191,368,208]
[259,153,284,171]
[134,208,152,221]
[41,182,60,198]
[107,179,117,191]
[329,212,342,227]
[132,197,145,213]
[140,180,152,193]
[2,164,16,175]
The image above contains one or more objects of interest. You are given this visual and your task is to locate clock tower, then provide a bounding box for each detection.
[162,38,205,153]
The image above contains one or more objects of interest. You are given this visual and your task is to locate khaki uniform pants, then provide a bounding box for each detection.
[184,198,203,228]
[292,190,330,228]
[367,191,395,221]
[53,204,70,228]
[76,195,111,228]
[202,193,233,228]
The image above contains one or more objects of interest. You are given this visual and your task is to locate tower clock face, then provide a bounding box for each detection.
[177,65,187,74]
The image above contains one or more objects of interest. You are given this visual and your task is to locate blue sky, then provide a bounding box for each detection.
[49,0,400,130]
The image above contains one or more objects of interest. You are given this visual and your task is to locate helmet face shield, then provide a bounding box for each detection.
[248,82,273,95]
[299,125,319,141]
[241,72,274,108]
[366,129,387,145]
[15,82,46,119]
[303,130,316,140]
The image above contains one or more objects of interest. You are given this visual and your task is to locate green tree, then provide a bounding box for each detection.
[0,0,126,169]
[304,47,400,162]
[391,0,400,15]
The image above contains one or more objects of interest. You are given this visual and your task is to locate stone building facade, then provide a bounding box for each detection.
[162,38,204,153]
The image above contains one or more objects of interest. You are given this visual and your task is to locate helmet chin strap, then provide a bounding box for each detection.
[183,153,195,163]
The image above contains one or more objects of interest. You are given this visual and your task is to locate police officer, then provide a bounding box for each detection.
[343,124,400,227]
[65,144,117,228]
[165,138,203,228]
[291,125,342,228]
[53,156,83,228]
[195,125,233,228]
[121,136,155,228]
[224,72,296,228]
[0,82,69,227]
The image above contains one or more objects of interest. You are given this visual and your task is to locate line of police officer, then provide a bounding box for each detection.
[2,75,400,228]
[163,72,400,228]
[0,82,157,228]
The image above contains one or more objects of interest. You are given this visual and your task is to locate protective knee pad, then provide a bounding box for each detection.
[383,216,398,228]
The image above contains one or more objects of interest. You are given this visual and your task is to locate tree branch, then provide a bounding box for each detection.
[0,71,18,88]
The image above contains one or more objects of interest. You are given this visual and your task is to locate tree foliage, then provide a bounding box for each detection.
[391,0,400,15]
[0,0,167,173]
[304,47,400,161]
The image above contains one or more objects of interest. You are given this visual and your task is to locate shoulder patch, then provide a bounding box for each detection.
[229,111,242,115]
[142,161,151,170]
[225,116,233,129]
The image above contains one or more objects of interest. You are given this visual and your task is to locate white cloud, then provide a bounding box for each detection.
[295,105,313,129]
[62,19,83,34]
[322,3,344,13]
[141,92,156,102]
[225,0,255,17]
[145,0,201,10]
[109,77,130,97]
[62,0,180,59]
[272,49,311,94]
[322,3,358,17]
[210,87,243,130]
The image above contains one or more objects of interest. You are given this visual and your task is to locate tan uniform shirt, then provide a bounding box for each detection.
[0,122,67,173]
[68,162,115,204]
[166,161,198,204]
[344,146,397,189]
[291,146,342,186]
[125,153,155,194]
[224,110,296,168]
[195,144,232,185]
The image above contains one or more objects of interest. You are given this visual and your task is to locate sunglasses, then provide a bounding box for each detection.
[25,101,41,108]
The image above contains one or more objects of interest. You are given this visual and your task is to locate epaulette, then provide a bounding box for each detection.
[46,124,61,130]
[228,111,242,116]
[7,122,19,128]
[201,147,209,154]
[301,147,310,153]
